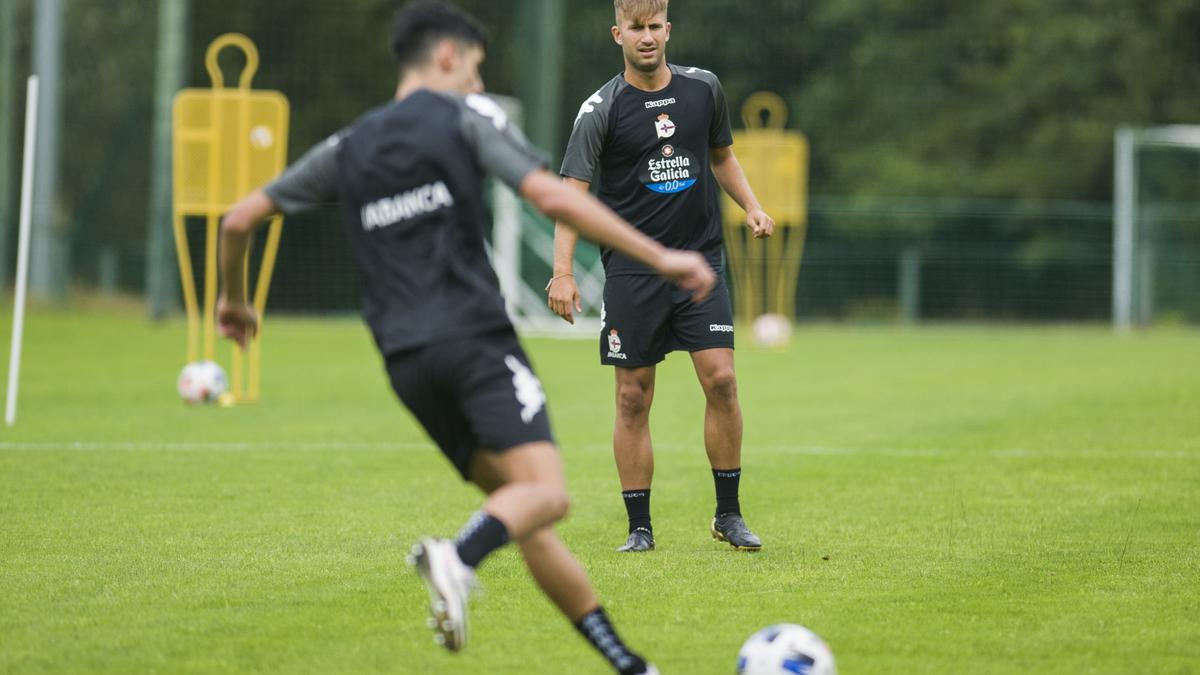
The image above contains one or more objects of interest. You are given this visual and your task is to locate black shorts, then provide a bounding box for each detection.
[385,328,555,480]
[599,274,734,367]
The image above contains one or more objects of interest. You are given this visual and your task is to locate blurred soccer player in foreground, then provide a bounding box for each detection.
[549,0,773,553]
[215,3,715,672]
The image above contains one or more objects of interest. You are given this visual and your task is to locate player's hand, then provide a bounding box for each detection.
[747,208,775,239]
[217,298,258,350]
[657,250,716,304]
[546,275,582,324]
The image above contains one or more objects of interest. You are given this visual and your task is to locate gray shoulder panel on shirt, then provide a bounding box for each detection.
[672,64,733,148]
[671,64,721,92]
[449,92,547,192]
[263,132,343,214]
[560,75,627,182]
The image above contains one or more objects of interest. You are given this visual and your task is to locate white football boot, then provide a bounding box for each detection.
[408,537,478,651]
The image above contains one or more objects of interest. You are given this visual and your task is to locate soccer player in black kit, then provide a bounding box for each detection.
[214,3,714,673]
[548,0,775,554]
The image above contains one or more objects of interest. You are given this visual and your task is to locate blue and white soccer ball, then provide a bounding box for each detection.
[177,360,229,405]
[737,624,836,675]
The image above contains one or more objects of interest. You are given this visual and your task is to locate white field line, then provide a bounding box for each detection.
[0,441,429,452]
[0,441,1192,460]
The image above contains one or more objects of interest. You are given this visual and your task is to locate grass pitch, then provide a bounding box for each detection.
[1,305,1197,673]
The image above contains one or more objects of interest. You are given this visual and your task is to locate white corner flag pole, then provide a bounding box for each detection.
[6,76,39,427]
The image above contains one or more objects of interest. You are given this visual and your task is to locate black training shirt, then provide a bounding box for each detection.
[560,64,733,276]
[264,90,545,356]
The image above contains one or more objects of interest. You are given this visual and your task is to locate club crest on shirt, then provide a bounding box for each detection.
[607,329,627,359]
[655,113,676,139]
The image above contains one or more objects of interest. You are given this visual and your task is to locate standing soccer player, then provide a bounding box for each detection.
[547,0,774,553]
[216,3,714,673]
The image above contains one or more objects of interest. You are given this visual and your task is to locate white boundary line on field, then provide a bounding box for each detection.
[0,440,1192,459]
[0,441,431,452]
[750,445,1194,460]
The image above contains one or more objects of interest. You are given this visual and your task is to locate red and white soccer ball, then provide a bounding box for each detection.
[177,360,229,405]
[751,313,793,348]
[737,624,836,675]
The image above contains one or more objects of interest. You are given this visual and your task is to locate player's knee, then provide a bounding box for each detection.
[703,368,738,403]
[543,486,571,521]
[616,383,652,420]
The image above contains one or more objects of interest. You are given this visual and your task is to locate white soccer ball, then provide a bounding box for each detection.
[751,313,792,348]
[737,624,836,675]
[177,360,229,405]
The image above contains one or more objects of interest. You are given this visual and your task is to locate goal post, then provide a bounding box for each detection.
[1113,125,1200,331]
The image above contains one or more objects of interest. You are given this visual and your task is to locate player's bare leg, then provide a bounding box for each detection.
[470,442,571,537]
[691,348,742,470]
[410,441,653,673]
[409,442,565,651]
[613,365,657,551]
[512,527,661,672]
[691,348,761,551]
[471,443,594,617]
[517,526,598,620]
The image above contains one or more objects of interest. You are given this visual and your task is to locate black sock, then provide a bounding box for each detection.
[621,489,652,534]
[454,511,509,569]
[713,468,741,516]
[574,607,649,675]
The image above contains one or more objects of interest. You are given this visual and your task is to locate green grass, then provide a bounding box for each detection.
[1,305,1198,673]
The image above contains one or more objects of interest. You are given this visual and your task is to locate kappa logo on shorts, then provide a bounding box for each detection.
[504,355,545,423]
[606,329,628,360]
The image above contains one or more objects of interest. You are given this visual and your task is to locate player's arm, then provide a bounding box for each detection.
[704,71,773,239]
[217,133,342,348]
[217,190,279,348]
[548,88,609,323]
[547,178,589,324]
[710,145,774,239]
[458,94,711,299]
[521,170,714,302]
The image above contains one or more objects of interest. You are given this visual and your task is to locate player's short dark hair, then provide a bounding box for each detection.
[391,1,489,70]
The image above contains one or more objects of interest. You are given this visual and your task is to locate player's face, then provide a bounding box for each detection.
[450,44,485,94]
[611,11,670,73]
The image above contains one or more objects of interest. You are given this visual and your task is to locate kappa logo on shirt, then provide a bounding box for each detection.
[574,92,604,126]
[465,94,509,130]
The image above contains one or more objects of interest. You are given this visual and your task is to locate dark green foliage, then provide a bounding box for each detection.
[7,0,1197,317]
